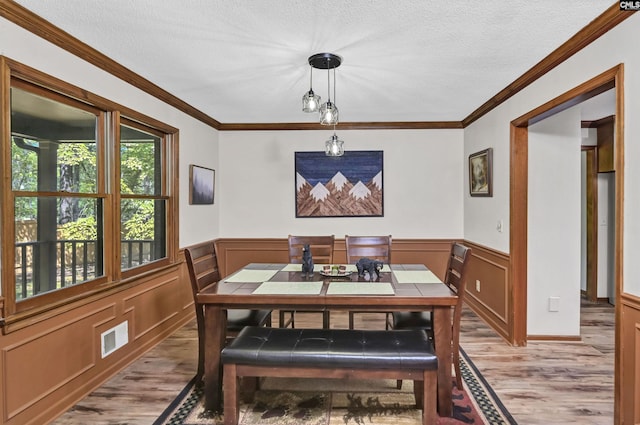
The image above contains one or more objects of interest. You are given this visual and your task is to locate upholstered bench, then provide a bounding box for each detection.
[221,326,438,425]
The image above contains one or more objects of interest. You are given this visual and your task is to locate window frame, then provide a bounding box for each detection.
[118,117,172,279]
[0,57,179,327]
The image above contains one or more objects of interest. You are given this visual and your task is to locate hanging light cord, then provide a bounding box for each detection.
[333,67,336,105]
[326,58,332,103]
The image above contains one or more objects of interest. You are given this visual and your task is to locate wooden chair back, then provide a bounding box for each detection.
[282,235,335,328]
[345,235,392,263]
[184,240,221,379]
[444,242,472,371]
[288,235,335,264]
[345,235,392,329]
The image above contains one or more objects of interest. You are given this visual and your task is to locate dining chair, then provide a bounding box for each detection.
[390,242,472,389]
[184,240,272,383]
[279,235,335,328]
[345,235,392,329]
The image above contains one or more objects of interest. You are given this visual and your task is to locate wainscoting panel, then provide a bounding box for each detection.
[123,271,183,341]
[215,239,289,278]
[462,241,512,343]
[2,305,115,420]
[620,292,640,425]
[0,263,192,425]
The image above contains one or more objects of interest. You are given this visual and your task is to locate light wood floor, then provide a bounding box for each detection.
[52,299,614,425]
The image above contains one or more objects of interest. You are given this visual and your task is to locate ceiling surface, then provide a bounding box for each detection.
[13,0,616,124]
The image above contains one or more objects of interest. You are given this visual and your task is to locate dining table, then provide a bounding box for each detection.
[195,262,458,417]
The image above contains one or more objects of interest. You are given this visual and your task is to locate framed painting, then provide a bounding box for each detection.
[189,164,215,205]
[469,148,493,197]
[295,151,383,217]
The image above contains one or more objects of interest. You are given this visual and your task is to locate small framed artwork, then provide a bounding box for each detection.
[189,165,215,205]
[469,148,493,197]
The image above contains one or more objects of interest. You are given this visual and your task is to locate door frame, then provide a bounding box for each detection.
[582,145,598,303]
[509,64,623,418]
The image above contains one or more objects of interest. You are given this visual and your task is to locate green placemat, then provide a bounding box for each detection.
[252,281,323,295]
[224,269,279,283]
[392,270,441,284]
[326,281,394,295]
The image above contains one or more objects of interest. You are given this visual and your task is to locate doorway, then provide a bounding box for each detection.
[509,64,623,416]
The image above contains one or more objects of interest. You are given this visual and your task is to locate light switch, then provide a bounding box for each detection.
[496,220,503,233]
[548,297,560,312]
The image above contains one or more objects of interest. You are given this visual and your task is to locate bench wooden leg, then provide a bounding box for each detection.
[240,377,258,403]
[413,379,423,409]
[421,370,438,425]
[223,364,239,425]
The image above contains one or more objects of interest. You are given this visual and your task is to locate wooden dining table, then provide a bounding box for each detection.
[195,263,458,417]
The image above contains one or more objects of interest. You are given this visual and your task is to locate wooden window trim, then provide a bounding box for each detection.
[0,56,180,332]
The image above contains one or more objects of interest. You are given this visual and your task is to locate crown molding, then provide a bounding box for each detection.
[0,0,221,129]
[1,0,633,132]
[462,3,635,128]
[218,121,463,131]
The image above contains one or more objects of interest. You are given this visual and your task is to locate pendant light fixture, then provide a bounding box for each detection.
[302,53,345,155]
[301,65,321,112]
[303,53,341,125]
[325,127,344,157]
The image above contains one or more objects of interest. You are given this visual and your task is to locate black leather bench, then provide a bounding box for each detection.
[221,326,438,425]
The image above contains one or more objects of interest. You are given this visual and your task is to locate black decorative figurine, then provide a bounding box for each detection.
[356,257,384,280]
[301,244,314,277]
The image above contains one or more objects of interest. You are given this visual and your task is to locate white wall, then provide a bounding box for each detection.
[219,129,464,238]
[464,13,640,298]
[598,173,615,302]
[528,107,582,336]
[0,17,220,248]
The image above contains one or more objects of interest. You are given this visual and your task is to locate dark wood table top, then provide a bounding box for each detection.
[197,263,457,310]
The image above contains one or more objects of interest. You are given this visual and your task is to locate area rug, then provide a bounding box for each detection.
[153,347,516,425]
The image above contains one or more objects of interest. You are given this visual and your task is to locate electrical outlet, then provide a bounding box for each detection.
[496,220,503,233]
[475,280,481,292]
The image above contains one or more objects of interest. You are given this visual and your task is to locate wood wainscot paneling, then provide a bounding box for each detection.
[215,238,290,278]
[462,240,512,343]
[620,292,640,425]
[0,263,193,425]
[390,239,453,279]
[215,238,454,279]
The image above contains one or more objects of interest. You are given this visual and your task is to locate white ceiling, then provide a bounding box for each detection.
[14,0,616,124]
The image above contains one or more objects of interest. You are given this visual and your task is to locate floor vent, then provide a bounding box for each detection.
[101,321,129,358]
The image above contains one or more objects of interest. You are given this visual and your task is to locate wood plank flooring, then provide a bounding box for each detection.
[52,299,614,425]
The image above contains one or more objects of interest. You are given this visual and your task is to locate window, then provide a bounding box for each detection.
[1,59,178,319]
[119,120,168,274]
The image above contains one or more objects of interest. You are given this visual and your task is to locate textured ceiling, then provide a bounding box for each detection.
[14,0,615,124]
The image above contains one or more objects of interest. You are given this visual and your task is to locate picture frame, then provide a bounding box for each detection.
[469,148,493,197]
[295,151,383,217]
[189,164,215,205]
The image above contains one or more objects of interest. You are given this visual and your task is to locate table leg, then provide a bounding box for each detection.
[433,306,453,417]
[203,305,226,412]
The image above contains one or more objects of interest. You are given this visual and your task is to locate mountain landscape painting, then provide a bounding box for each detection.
[295,151,383,217]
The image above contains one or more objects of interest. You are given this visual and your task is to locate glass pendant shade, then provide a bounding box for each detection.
[319,101,339,126]
[325,133,344,156]
[302,89,321,112]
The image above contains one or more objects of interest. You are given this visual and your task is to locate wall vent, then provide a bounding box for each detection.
[101,321,128,358]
